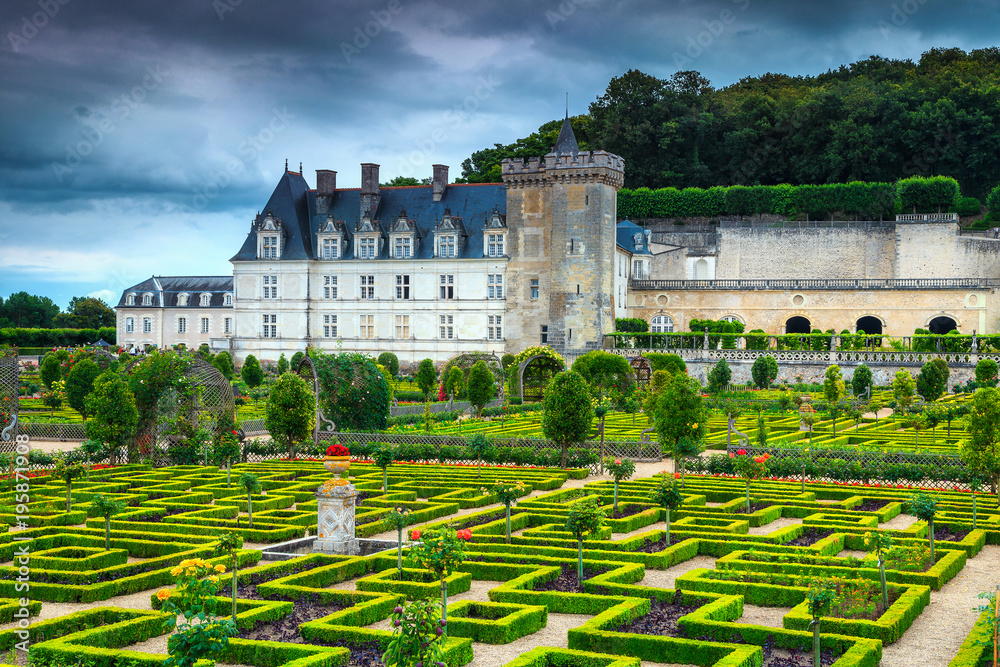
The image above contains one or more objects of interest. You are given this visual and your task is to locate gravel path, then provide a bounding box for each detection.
[639,556,716,590]
[879,545,1000,667]
[746,517,801,535]
[740,604,791,628]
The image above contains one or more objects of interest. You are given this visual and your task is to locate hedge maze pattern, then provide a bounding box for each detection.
[1,460,997,667]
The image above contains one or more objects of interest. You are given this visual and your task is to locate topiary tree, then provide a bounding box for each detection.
[564,497,605,580]
[851,364,873,398]
[444,366,464,400]
[750,355,778,389]
[541,371,594,469]
[377,352,400,378]
[40,354,62,389]
[213,532,244,621]
[85,370,138,467]
[650,472,684,545]
[482,480,527,545]
[90,493,127,550]
[264,372,315,460]
[674,436,703,489]
[311,351,391,431]
[468,433,492,478]
[975,358,999,385]
[276,354,289,375]
[906,492,939,562]
[893,369,916,414]
[570,350,638,396]
[65,357,101,422]
[653,373,706,456]
[53,457,85,512]
[604,457,635,513]
[416,359,438,401]
[721,321,736,349]
[239,473,261,528]
[213,351,235,381]
[501,353,515,371]
[466,360,496,417]
[372,443,395,492]
[824,365,846,436]
[916,358,950,401]
[290,351,305,371]
[962,387,1000,493]
[707,358,731,393]
[240,355,264,394]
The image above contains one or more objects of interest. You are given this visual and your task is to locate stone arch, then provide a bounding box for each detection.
[855,315,884,335]
[784,316,811,334]
[518,354,564,403]
[927,315,959,335]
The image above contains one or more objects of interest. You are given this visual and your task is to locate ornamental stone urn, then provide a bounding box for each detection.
[313,456,359,555]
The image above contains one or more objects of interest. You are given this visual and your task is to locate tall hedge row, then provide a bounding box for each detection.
[0,327,117,347]
[616,177,960,221]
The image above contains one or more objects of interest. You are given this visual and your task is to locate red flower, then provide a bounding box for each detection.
[326,443,350,457]
[457,529,472,540]
[736,449,747,456]
[410,530,422,540]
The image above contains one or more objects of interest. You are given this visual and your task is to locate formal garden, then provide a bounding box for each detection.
[2,343,1000,666]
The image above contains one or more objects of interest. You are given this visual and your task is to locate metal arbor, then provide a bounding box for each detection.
[518,354,564,403]
[629,355,652,389]
[0,347,18,451]
[440,352,506,400]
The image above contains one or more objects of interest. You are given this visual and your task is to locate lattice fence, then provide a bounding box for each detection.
[0,347,17,452]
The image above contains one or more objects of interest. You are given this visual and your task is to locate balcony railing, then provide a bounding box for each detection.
[629,278,1000,291]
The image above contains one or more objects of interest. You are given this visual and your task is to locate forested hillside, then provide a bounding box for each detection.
[458,47,1000,200]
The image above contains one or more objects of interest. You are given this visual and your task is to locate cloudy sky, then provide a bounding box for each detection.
[1,0,996,309]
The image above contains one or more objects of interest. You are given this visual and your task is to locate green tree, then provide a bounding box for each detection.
[444,366,464,400]
[851,364,873,398]
[906,493,940,562]
[377,352,400,377]
[501,353,515,371]
[276,353,289,375]
[212,351,235,381]
[564,497,606,580]
[90,493,126,550]
[707,358,731,392]
[466,360,495,417]
[750,355,778,389]
[241,355,264,395]
[40,354,62,389]
[290,351,305,371]
[264,372,315,460]
[416,359,438,401]
[975,358,999,385]
[916,358,950,401]
[213,532,244,621]
[653,373,706,454]
[85,371,138,467]
[54,296,116,329]
[239,473,261,528]
[650,472,684,545]
[824,365,846,436]
[372,444,395,492]
[893,369,916,413]
[65,357,101,421]
[571,350,637,396]
[0,291,60,328]
[962,387,1000,492]
[541,371,594,469]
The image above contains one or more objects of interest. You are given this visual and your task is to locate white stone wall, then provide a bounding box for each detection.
[116,307,233,351]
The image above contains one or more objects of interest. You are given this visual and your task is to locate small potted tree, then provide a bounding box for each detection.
[564,497,606,581]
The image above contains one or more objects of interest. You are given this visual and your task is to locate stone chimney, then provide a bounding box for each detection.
[432,164,448,202]
[315,170,336,216]
[360,163,380,220]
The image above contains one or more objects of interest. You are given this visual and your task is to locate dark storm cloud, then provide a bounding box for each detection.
[0,0,997,303]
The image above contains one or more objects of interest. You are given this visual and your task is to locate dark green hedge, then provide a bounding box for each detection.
[0,327,116,347]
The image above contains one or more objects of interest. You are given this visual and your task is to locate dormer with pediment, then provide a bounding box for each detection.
[388,208,421,259]
[483,207,508,258]
[254,210,285,260]
[354,212,385,260]
[177,292,190,307]
[434,208,466,258]
[316,214,349,260]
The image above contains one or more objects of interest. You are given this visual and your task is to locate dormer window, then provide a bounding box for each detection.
[358,237,377,259]
[261,235,279,259]
[388,209,418,260]
[177,293,189,307]
[200,293,211,307]
[394,237,411,259]
[487,233,505,257]
[126,293,136,306]
[482,208,507,258]
[224,293,232,307]
[317,215,346,260]
[322,237,340,259]
[438,235,456,258]
[255,211,284,260]
[142,293,153,306]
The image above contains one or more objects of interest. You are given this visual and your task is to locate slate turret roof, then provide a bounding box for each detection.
[616,220,653,256]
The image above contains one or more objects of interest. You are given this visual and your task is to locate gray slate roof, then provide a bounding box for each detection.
[117,276,233,308]
[231,170,507,262]
[616,220,653,256]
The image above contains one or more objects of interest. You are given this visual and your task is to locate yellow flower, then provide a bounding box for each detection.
[208,575,219,584]
[156,589,171,601]
[214,564,226,573]
[170,567,183,577]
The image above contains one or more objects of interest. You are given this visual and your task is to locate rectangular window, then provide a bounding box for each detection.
[323,314,338,338]
[395,274,410,300]
[224,318,232,334]
[439,274,454,300]
[395,315,410,339]
[439,315,454,340]
[438,235,455,258]
[178,317,187,334]
[395,237,411,259]
[200,317,210,334]
[487,274,503,299]
[262,235,278,259]
[262,314,277,338]
[323,238,339,260]
[359,237,376,259]
[487,234,504,257]
[125,317,134,333]
[530,278,539,300]
[360,314,375,339]
[143,317,152,333]
[633,260,643,279]
[540,324,548,344]
[360,275,375,299]
[488,315,502,341]
[323,275,338,299]
[262,275,278,299]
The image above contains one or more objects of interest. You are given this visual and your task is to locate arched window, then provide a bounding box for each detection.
[200,293,211,307]
[721,315,743,325]
[694,258,709,280]
[126,293,135,306]
[928,316,957,335]
[142,293,153,306]
[785,316,811,334]
[177,293,189,307]
[651,315,674,333]
[224,294,232,307]
[856,316,883,335]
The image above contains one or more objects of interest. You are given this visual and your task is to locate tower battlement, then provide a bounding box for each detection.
[501,150,624,188]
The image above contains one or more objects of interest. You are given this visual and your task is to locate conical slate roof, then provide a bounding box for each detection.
[552,114,579,155]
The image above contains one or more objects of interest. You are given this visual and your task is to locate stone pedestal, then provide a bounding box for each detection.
[313,480,359,555]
